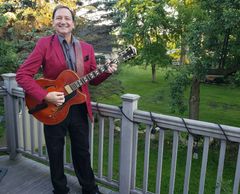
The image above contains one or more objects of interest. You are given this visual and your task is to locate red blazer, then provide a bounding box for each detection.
[16,34,111,121]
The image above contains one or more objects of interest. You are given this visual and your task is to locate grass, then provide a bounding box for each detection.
[94,65,240,127]
[200,84,240,126]
[91,123,237,194]
[90,65,239,193]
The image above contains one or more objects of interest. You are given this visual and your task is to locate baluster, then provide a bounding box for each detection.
[29,115,35,155]
[169,130,179,194]
[215,139,226,194]
[13,98,20,150]
[22,99,28,151]
[107,117,114,181]
[98,116,104,179]
[198,137,210,194]
[233,144,240,194]
[156,128,165,194]
[131,123,139,189]
[143,125,151,193]
[89,115,95,167]
[183,134,194,194]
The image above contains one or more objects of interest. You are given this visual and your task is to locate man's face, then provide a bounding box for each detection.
[52,8,75,37]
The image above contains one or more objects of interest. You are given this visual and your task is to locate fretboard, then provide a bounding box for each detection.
[68,58,119,92]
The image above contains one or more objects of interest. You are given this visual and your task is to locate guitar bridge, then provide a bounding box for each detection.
[64,85,73,94]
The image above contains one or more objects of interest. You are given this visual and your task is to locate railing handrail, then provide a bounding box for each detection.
[134,110,240,142]
[91,100,240,142]
[1,85,240,143]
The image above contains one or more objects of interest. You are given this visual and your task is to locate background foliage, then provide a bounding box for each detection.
[0,0,240,119]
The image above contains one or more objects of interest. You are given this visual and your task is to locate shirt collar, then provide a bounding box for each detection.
[57,34,78,45]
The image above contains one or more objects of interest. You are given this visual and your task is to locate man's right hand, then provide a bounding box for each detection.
[44,91,65,106]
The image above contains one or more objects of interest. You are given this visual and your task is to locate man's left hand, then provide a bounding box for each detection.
[106,63,118,74]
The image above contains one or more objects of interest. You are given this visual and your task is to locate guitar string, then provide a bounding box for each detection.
[67,49,133,92]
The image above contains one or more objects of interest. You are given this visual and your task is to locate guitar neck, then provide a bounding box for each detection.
[68,58,119,92]
[65,45,137,93]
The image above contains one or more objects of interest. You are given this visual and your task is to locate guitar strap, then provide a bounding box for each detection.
[75,41,85,77]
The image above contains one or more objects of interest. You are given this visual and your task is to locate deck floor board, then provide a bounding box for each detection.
[0,155,113,194]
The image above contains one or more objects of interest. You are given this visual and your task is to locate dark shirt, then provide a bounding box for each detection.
[58,34,79,71]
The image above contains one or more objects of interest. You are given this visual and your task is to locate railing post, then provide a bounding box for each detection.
[2,73,18,159]
[119,94,140,194]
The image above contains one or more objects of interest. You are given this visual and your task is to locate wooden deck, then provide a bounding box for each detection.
[0,155,114,194]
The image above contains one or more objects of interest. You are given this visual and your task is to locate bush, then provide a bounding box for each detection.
[227,71,240,87]
[0,40,18,74]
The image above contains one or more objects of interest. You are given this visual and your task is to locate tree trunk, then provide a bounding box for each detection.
[189,77,200,120]
[151,64,156,82]
[218,28,230,69]
[180,35,187,65]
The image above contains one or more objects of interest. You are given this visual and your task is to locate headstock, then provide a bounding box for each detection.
[118,45,137,62]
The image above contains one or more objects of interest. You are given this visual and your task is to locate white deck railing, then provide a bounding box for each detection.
[1,73,240,194]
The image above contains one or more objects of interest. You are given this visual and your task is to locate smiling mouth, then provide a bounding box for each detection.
[57,23,69,27]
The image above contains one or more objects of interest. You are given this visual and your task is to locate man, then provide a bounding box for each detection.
[16,5,117,194]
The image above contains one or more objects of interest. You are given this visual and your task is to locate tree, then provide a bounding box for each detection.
[187,0,240,119]
[75,0,124,101]
[116,0,170,82]
[0,14,18,73]
[0,0,84,71]
[167,0,197,66]
[169,0,240,119]
[166,0,202,118]
[115,0,240,120]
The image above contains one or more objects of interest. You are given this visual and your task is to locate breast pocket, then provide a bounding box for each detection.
[83,54,92,73]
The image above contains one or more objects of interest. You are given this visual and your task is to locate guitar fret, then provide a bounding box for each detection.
[95,70,100,76]
[76,81,81,88]
[73,82,78,90]
[80,78,85,84]
[99,66,105,73]
[89,72,95,79]
[112,59,119,64]
[70,83,76,91]
[84,77,88,82]
[77,80,83,86]
[78,79,84,87]
[92,71,97,77]
[86,74,91,80]
[69,84,75,90]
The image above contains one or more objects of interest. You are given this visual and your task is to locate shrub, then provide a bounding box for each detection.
[227,71,240,87]
[0,40,18,74]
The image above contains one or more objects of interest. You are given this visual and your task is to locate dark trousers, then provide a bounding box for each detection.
[44,104,98,194]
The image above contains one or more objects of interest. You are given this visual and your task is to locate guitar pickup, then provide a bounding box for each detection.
[64,85,73,94]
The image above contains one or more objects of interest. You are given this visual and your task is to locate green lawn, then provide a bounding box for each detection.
[91,124,236,194]
[90,65,239,193]
[94,65,240,127]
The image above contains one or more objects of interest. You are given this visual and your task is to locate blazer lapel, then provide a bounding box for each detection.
[52,35,67,67]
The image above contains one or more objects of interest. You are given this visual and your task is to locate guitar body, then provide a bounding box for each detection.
[25,70,86,125]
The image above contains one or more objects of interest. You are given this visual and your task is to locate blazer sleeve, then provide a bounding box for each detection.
[16,38,48,102]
